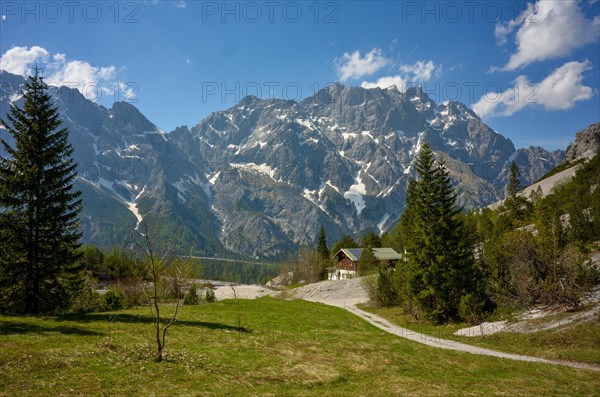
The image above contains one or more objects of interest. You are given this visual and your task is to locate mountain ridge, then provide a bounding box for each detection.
[0,71,569,259]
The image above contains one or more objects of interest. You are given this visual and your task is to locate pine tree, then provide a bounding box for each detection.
[400,144,478,322]
[505,161,527,220]
[317,225,329,262]
[331,235,359,254]
[357,246,379,273]
[361,231,382,248]
[507,161,521,198]
[316,225,330,280]
[0,67,82,314]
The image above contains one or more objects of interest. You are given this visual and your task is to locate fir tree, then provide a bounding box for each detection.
[504,161,527,220]
[399,144,478,322]
[0,67,82,314]
[357,246,379,273]
[361,231,382,248]
[317,225,329,262]
[507,161,521,198]
[331,234,359,254]
[316,225,330,280]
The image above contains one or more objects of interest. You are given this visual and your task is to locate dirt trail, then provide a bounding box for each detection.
[214,284,276,300]
[289,278,600,372]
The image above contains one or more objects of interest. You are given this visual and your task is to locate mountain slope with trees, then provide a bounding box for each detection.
[378,136,600,322]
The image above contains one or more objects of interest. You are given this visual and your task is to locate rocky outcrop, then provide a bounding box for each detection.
[565,122,600,162]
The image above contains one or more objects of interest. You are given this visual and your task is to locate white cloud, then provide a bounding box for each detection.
[2,15,7,22]
[361,75,408,91]
[116,82,137,100]
[176,1,187,8]
[495,0,600,71]
[473,60,594,117]
[0,46,135,101]
[48,59,117,95]
[360,60,439,91]
[0,46,49,75]
[399,60,436,81]
[335,48,391,81]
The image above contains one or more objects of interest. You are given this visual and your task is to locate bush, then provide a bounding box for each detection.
[363,268,400,308]
[205,288,216,303]
[458,293,485,324]
[111,278,145,308]
[104,290,124,311]
[183,284,199,305]
[541,243,600,309]
[68,284,105,313]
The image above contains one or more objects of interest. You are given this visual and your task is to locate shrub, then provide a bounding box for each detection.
[363,268,400,308]
[183,284,199,305]
[104,290,124,311]
[111,278,145,308]
[205,288,216,303]
[68,284,105,313]
[459,293,485,324]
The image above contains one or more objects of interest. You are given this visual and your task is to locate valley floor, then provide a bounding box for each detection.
[288,278,600,371]
[1,279,599,396]
[1,298,599,397]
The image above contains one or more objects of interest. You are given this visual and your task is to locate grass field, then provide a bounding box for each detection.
[363,305,600,365]
[1,298,599,396]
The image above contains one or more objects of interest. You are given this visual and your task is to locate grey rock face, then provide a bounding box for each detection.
[174,83,564,257]
[0,73,567,259]
[565,122,600,162]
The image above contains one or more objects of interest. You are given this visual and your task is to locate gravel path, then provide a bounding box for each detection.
[290,278,600,372]
[344,304,600,371]
[214,284,277,300]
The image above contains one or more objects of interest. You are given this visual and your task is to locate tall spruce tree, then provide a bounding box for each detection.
[316,225,329,280]
[357,246,379,273]
[504,160,527,220]
[0,67,82,314]
[361,231,382,248]
[507,161,521,198]
[331,235,359,254]
[317,225,329,262]
[400,144,477,322]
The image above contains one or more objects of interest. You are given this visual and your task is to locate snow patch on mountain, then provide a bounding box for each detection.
[344,175,367,215]
[172,179,188,203]
[230,162,278,182]
[377,213,391,233]
[303,187,328,214]
[79,176,143,226]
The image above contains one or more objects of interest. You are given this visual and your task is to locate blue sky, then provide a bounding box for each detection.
[1,0,599,150]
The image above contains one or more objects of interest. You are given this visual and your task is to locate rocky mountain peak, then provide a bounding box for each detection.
[0,74,569,260]
[108,101,157,135]
[565,122,600,162]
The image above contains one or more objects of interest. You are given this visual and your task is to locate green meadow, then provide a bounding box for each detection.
[1,298,598,397]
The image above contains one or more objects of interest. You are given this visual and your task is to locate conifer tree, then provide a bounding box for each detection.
[361,231,382,248]
[317,225,329,262]
[507,160,521,198]
[331,235,359,254]
[357,246,379,273]
[316,225,330,280]
[504,160,527,220]
[399,144,477,322]
[0,67,82,314]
